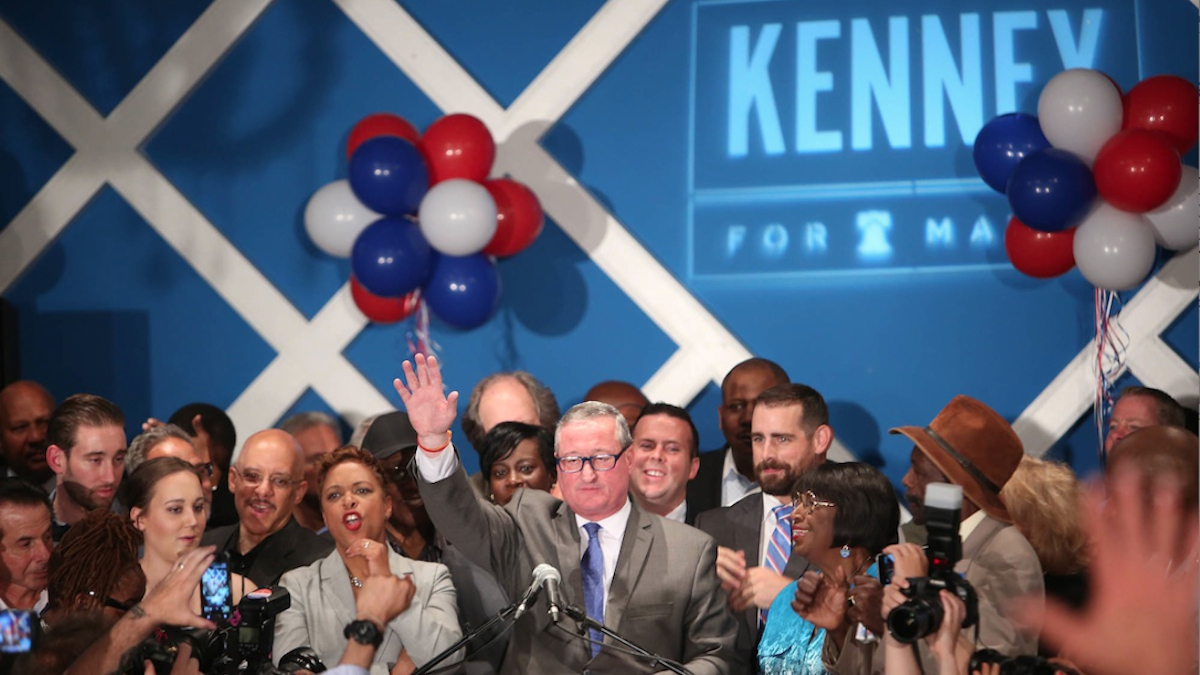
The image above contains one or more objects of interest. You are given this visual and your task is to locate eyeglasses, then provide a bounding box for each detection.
[556,451,624,474]
[236,469,296,490]
[87,591,136,613]
[792,490,837,515]
[195,462,215,478]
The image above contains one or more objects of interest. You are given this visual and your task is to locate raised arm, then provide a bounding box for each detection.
[393,354,459,448]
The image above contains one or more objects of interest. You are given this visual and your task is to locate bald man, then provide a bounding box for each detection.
[0,381,56,488]
[201,429,333,587]
[584,380,649,430]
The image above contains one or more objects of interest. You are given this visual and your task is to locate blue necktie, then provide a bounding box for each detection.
[581,522,604,656]
[760,503,793,626]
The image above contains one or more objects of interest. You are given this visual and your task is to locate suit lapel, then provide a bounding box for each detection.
[733,493,764,567]
[552,500,583,611]
[318,553,358,635]
[606,502,652,631]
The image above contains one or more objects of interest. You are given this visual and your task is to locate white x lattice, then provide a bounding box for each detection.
[0,0,1194,463]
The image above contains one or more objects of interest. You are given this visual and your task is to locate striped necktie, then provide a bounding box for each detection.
[759,503,793,625]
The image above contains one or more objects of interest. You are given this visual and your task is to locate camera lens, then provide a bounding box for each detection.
[886,598,944,643]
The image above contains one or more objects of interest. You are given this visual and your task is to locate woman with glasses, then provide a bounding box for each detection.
[479,422,556,506]
[273,446,462,675]
[125,457,250,613]
[758,462,899,675]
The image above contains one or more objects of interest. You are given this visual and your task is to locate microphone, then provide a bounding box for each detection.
[513,567,545,620]
[531,563,564,624]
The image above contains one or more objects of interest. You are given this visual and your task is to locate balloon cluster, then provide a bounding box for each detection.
[304,113,544,328]
[974,70,1197,290]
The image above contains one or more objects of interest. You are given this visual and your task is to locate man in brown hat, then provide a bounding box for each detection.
[824,395,1044,674]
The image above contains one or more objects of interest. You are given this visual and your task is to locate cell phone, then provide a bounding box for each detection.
[200,555,232,622]
[878,553,895,585]
[0,609,36,653]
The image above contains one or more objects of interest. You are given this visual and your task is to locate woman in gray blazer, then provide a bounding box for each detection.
[274,446,462,674]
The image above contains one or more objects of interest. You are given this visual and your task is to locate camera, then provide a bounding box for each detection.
[137,587,292,675]
[969,648,1066,675]
[885,483,979,643]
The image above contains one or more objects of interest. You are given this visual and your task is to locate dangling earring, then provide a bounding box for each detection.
[839,544,851,558]
[488,492,496,504]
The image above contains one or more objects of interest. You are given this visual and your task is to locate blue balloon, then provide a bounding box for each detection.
[348,136,429,216]
[423,254,501,330]
[351,218,434,297]
[973,113,1051,194]
[1006,148,1096,233]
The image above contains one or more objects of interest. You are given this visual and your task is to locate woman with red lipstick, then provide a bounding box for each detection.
[273,446,461,675]
[125,457,250,612]
[757,462,899,675]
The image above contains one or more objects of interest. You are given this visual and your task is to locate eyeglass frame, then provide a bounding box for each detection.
[555,450,626,474]
[792,490,837,515]
[86,590,137,613]
[233,467,298,490]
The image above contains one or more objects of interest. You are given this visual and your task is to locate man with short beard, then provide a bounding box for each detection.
[696,383,831,665]
[45,394,128,542]
[201,429,332,587]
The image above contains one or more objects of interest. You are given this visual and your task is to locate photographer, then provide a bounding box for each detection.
[824,396,1043,675]
[880,543,973,675]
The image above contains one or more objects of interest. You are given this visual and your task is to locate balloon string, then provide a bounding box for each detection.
[1094,288,1129,461]
[406,300,442,362]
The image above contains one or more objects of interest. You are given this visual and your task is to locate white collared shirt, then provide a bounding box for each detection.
[663,500,687,524]
[575,499,631,620]
[958,508,988,541]
[759,492,791,568]
[0,588,48,614]
[720,448,757,507]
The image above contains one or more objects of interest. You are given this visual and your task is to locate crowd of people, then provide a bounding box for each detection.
[0,358,1194,675]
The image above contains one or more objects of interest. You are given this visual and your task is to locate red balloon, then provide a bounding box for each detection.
[1123,75,1198,154]
[1005,216,1076,278]
[1093,129,1181,213]
[350,276,421,324]
[482,179,544,257]
[419,114,495,184]
[347,114,419,161]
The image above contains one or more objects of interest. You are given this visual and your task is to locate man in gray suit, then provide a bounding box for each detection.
[696,383,831,665]
[399,355,739,675]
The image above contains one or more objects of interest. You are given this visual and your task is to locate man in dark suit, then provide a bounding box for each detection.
[401,356,739,675]
[688,358,790,519]
[696,383,832,665]
[201,429,332,587]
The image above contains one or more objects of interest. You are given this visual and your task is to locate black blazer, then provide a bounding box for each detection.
[202,517,334,587]
[687,447,731,520]
[696,492,813,666]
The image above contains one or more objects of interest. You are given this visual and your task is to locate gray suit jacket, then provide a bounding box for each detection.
[418,460,741,675]
[274,548,462,675]
[695,492,814,666]
[823,514,1045,674]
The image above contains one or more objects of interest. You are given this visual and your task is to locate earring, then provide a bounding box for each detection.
[488,493,496,504]
[840,544,851,558]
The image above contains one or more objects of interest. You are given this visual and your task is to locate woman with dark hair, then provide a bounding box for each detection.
[126,457,249,611]
[758,462,900,675]
[273,446,461,675]
[478,421,556,506]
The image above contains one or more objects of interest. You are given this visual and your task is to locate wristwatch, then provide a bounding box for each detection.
[344,619,383,648]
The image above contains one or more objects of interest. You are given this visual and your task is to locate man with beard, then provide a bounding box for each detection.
[0,381,56,490]
[0,480,53,612]
[201,429,332,587]
[688,358,790,518]
[45,394,128,542]
[696,383,830,664]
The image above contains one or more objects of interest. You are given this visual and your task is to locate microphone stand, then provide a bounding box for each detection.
[410,601,520,675]
[560,604,693,675]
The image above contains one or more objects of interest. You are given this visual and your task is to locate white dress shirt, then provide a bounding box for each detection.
[720,448,757,507]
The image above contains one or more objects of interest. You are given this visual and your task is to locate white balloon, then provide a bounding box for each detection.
[418,179,498,256]
[1037,69,1123,165]
[1145,165,1199,251]
[1073,202,1158,291]
[304,180,381,258]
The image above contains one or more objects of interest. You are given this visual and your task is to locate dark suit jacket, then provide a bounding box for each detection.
[822,514,1045,674]
[695,492,814,664]
[687,447,730,519]
[418,458,740,675]
[201,517,334,588]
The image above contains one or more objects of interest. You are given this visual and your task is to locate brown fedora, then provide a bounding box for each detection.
[890,395,1024,522]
